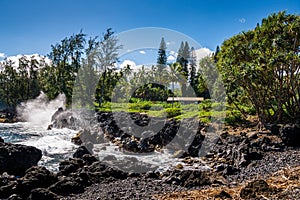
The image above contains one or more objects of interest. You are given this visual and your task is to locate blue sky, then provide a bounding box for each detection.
[0,0,299,59]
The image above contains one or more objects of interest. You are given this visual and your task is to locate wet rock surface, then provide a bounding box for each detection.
[1,112,300,199]
[50,109,82,130]
[96,111,205,157]
[50,112,298,199]
[0,141,42,176]
[50,108,97,131]
[62,122,300,199]
[0,151,131,199]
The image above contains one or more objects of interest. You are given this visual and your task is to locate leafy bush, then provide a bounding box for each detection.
[128,101,153,111]
[129,97,142,103]
[165,107,182,118]
[225,110,245,125]
[217,12,300,124]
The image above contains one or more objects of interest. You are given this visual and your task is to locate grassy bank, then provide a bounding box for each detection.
[94,100,255,125]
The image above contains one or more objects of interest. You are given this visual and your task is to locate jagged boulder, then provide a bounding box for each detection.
[162,169,212,188]
[12,166,57,198]
[27,188,60,200]
[48,177,85,196]
[73,146,91,158]
[0,142,42,176]
[279,124,300,146]
[50,108,96,130]
[50,110,80,130]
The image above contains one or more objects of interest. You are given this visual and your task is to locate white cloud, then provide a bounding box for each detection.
[239,18,246,23]
[139,50,146,54]
[166,51,177,63]
[169,50,177,57]
[167,55,176,62]
[194,48,213,68]
[119,59,136,68]
[0,52,6,58]
[194,48,213,60]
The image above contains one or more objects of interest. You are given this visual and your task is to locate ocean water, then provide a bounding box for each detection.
[0,122,211,173]
[0,93,84,172]
[0,122,78,172]
[0,91,210,173]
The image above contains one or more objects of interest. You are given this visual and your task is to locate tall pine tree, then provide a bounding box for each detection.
[189,47,197,91]
[213,45,220,63]
[176,41,190,95]
[176,42,184,63]
[182,41,190,78]
[157,37,167,66]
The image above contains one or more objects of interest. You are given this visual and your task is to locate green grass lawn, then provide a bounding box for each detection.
[93,99,252,125]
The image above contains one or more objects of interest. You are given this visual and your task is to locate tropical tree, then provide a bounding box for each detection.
[217,11,300,124]
[189,47,197,92]
[47,31,86,105]
[94,28,122,106]
[157,37,167,67]
[28,56,40,99]
[0,56,42,109]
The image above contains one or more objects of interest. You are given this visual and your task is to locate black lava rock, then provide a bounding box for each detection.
[0,142,42,176]
[163,170,212,188]
[223,165,240,176]
[11,166,57,198]
[48,177,85,196]
[280,124,300,146]
[58,158,84,176]
[27,188,59,200]
[73,146,91,159]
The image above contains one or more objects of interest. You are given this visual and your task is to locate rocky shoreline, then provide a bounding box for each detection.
[0,111,299,199]
[0,108,18,123]
[63,147,300,200]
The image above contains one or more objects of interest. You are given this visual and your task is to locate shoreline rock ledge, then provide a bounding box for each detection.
[0,137,42,176]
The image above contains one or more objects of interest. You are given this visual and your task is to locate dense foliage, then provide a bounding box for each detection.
[42,31,86,105]
[217,12,300,124]
[0,56,43,108]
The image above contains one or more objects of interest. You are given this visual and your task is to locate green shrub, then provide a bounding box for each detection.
[165,107,182,118]
[162,102,181,109]
[129,97,142,103]
[128,101,153,111]
[225,110,246,125]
